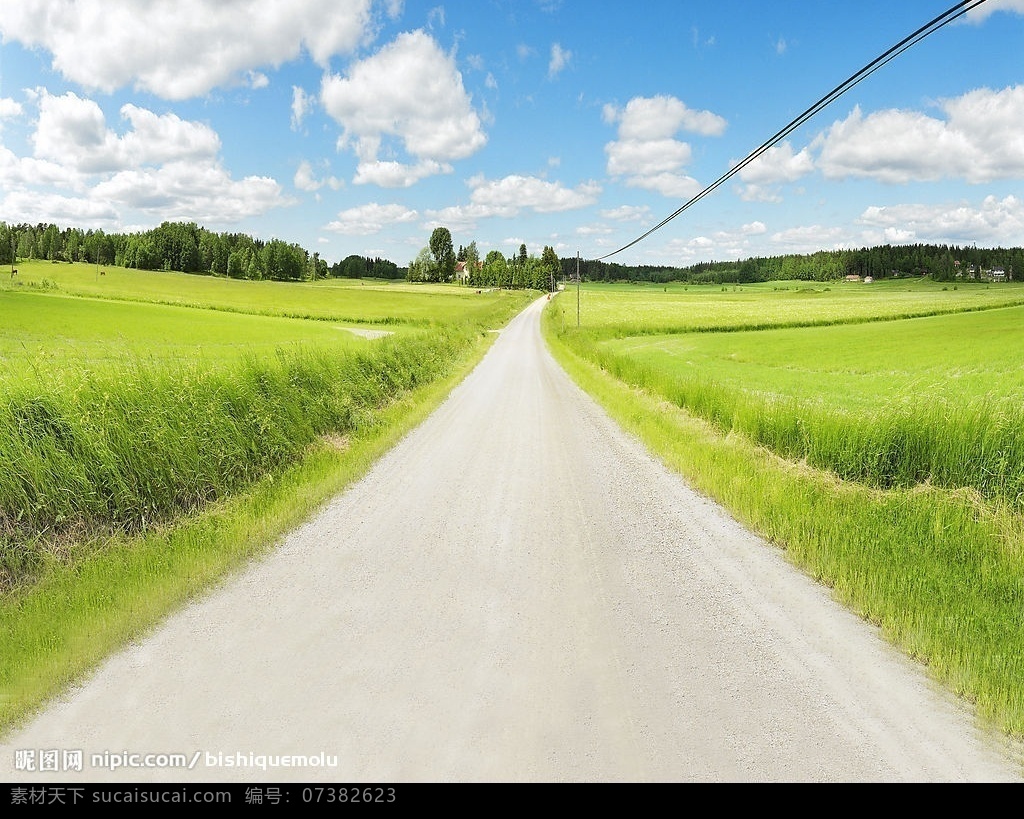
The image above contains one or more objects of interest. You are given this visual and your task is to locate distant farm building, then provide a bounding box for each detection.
[455,260,482,284]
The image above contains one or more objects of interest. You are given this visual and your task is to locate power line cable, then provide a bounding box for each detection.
[595,0,990,261]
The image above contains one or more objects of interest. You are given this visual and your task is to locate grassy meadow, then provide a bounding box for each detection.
[2,259,515,328]
[544,278,1024,741]
[0,262,533,732]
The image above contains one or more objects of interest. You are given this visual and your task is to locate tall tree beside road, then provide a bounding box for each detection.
[430,227,456,283]
[541,246,560,292]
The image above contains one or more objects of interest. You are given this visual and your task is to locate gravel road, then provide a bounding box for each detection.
[2,296,1021,782]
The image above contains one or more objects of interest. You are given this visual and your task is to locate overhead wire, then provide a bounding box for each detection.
[595,0,990,261]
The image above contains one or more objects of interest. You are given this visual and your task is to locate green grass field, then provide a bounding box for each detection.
[604,305,1024,410]
[0,265,535,733]
[544,279,1024,741]
[557,277,1024,334]
[2,260,518,328]
[0,289,373,383]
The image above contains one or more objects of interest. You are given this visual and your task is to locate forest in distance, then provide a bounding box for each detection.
[1,218,1022,288]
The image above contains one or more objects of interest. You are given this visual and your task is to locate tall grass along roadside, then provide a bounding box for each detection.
[544,285,1024,743]
[0,330,467,590]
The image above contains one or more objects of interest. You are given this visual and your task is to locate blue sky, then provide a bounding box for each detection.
[1,0,1022,267]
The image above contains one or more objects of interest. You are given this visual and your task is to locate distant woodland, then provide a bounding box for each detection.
[2,219,1021,287]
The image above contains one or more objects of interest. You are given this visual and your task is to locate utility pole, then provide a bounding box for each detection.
[576,251,580,328]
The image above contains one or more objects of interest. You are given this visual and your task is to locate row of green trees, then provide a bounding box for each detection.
[0,221,354,283]
[562,243,1023,285]
[407,227,561,291]
[7,217,1019,290]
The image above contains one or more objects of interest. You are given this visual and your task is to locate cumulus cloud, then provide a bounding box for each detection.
[321,30,486,187]
[294,159,341,192]
[966,0,1024,21]
[4,90,292,228]
[468,174,601,214]
[422,174,602,232]
[739,141,814,184]
[0,189,120,228]
[857,195,1024,245]
[92,163,289,224]
[353,159,450,188]
[604,95,727,140]
[815,86,1024,184]
[0,144,83,190]
[604,95,726,197]
[549,43,572,78]
[0,0,375,99]
[0,98,24,120]
[31,91,221,173]
[325,202,418,234]
[735,141,814,201]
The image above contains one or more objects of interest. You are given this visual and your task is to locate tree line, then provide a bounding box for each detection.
[0,220,400,283]
[5,218,1019,290]
[562,243,1024,285]
[407,227,560,291]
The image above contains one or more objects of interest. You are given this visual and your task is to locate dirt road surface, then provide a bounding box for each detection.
[2,296,1021,782]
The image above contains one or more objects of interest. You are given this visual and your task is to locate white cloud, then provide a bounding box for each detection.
[575,223,614,237]
[548,43,572,79]
[815,86,1024,184]
[604,95,727,140]
[325,202,418,235]
[739,141,814,185]
[294,159,341,192]
[770,224,848,251]
[742,221,767,235]
[427,6,445,28]
[5,90,292,227]
[321,30,486,186]
[0,0,375,100]
[247,71,270,90]
[294,161,319,192]
[92,162,290,224]
[0,144,83,190]
[291,87,312,131]
[966,0,1024,21]
[0,98,24,120]
[352,159,451,187]
[606,138,692,179]
[604,95,725,197]
[0,189,120,228]
[738,184,782,203]
[857,195,1024,245]
[735,141,813,202]
[421,205,489,233]
[600,205,651,222]
[421,174,602,232]
[32,92,221,173]
[468,174,601,214]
